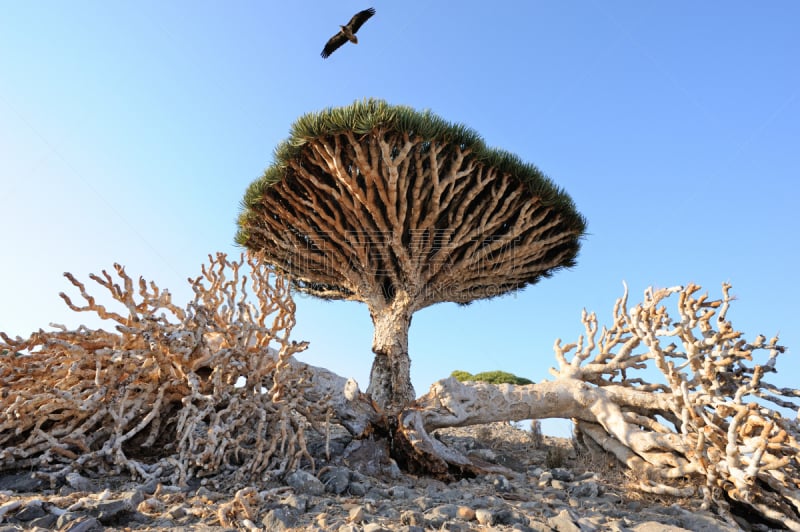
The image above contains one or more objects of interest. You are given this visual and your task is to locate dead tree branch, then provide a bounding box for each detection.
[0,254,329,489]
[397,283,799,529]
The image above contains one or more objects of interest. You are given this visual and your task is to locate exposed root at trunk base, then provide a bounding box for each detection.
[391,409,519,481]
[392,410,474,480]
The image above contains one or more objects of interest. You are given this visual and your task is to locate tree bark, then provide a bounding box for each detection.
[366,293,416,413]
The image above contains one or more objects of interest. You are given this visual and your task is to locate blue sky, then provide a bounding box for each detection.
[2,2,798,435]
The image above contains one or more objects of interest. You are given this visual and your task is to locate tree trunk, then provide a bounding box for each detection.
[366,293,416,413]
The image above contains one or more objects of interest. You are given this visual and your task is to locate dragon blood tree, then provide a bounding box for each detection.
[236,99,586,412]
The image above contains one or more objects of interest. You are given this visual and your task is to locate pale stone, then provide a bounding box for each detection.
[475,508,494,526]
[349,505,365,523]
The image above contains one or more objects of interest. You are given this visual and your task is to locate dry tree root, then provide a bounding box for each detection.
[397,283,800,530]
[0,253,324,489]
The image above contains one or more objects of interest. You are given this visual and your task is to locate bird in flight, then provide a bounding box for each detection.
[321,7,375,58]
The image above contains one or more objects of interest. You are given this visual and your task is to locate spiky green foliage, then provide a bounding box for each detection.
[450,370,534,386]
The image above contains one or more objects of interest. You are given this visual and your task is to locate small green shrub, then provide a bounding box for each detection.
[450,369,533,385]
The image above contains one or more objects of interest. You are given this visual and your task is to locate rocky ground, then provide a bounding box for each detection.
[0,422,769,531]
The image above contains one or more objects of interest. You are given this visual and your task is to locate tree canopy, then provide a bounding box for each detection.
[237,98,586,306]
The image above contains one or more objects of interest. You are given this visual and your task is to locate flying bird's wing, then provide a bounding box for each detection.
[347,7,375,33]
[321,32,348,58]
[321,7,375,59]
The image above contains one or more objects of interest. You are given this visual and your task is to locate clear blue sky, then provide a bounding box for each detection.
[2,2,798,435]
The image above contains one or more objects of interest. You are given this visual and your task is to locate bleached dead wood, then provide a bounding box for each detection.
[0,253,341,488]
[397,283,800,530]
